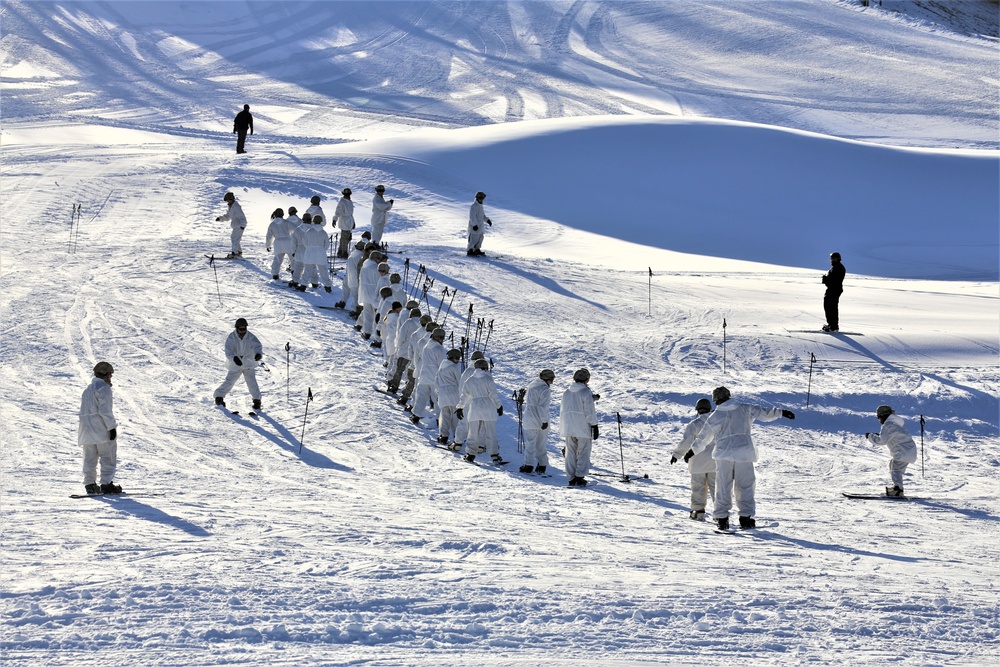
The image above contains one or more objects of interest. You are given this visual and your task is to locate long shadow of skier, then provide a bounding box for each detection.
[96,496,211,537]
[745,530,929,563]
[911,498,1000,523]
[229,411,353,472]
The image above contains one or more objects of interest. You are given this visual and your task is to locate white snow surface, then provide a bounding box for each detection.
[1,1,998,665]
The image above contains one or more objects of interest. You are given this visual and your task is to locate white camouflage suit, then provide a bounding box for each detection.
[300,219,331,288]
[370,192,393,244]
[436,357,461,442]
[560,381,598,480]
[218,198,247,255]
[467,198,490,252]
[521,377,552,469]
[458,368,503,458]
[265,214,296,278]
[671,412,715,514]
[214,329,264,401]
[410,337,446,421]
[692,402,783,520]
[79,376,119,485]
[866,414,918,489]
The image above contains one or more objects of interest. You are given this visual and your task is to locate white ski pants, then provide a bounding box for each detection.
[564,436,592,479]
[713,459,756,519]
[270,251,293,278]
[690,471,717,513]
[438,406,458,441]
[371,221,386,245]
[82,440,117,485]
[465,421,498,457]
[523,428,549,468]
[889,459,909,489]
[360,303,376,336]
[230,226,245,254]
[468,229,484,252]
[410,382,437,420]
[301,262,330,288]
[214,366,261,401]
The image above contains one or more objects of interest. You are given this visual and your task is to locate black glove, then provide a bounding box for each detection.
[683,449,695,463]
[266,247,271,252]
[541,422,548,430]
[670,455,678,465]
[456,408,464,420]
[215,216,222,221]
[233,356,243,366]
[865,432,871,439]
[254,353,262,361]
[497,406,504,416]
[591,424,599,439]
[375,313,381,323]
[781,409,795,420]
[486,218,492,226]
[109,428,117,441]
[472,225,479,231]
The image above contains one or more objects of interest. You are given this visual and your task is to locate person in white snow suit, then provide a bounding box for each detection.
[305,195,326,229]
[338,239,366,310]
[265,208,295,280]
[865,405,918,497]
[560,368,599,487]
[216,191,247,258]
[452,350,486,450]
[671,397,715,520]
[289,212,311,288]
[357,250,384,338]
[435,348,463,446]
[370,184,394,245]
[410,328,447,425]
[299,214,332,293]
[79,361,121,495]
[389,307,422,395]
[334,188,356,258]
[519,369,555,474]
[403,320,436,408]
[214,318,264,410]
[691,386,795,530]
[458,358,504,464]
[467,191,492,256]
[380,301,404,385]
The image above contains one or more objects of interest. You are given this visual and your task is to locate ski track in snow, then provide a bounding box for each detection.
[2,2,999,665]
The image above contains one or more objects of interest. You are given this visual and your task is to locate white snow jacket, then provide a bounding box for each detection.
[436,359,461,408]
[219,200,247,229]
[224,330,263,371]
[395,316,422,360]
[301,225,329,265]
[559,382,597,438]
[358,258,380,306]
[692,401,782,463]
[522,378,551,430]
[458,368,502,422]
[672,413,714,474]
[334,198,355,231]
[346,248,363,290]
[417,339,446,384]
[286,213,302,230]
[468,200,489,234]
[407,329,430,370]
[78,377,117,445]
[371,194,393,226]
[866,414,918,463]
[382,310,401,356]
[266,217,295,255]
[292,222,309,257]
[305,204,326,228]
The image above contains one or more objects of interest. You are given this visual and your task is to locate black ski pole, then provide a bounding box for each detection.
[462,304,474,367]
[514,388,526,454]
[441,288,458,326]
[647,267,652,317]
[435,287,448,321]
[473,318,484,350]
[806,352,816,408]
[298,387,313,454]
[920,414,925,477]
[328,234,336,276]
[402,257,410,290]
[206,253,223,306]
[617,412,631,483]
[481,319,494,355]
[284,342,291,404]
[722,317,728,374]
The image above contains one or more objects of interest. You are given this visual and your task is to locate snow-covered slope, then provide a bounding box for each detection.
[1,2,998,666]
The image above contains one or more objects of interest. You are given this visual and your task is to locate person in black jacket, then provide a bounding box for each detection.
[233,104,253,154]
[822,252,846,332]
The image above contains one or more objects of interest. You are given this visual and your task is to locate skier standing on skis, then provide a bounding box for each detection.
[216,191,247,259]
[452,350,486,451]
[519,369,555,475]
[467,191,492,256]
[79,361,121,495]
[435,348,463,447]
[821,251,846,332]
[265,208,295,281]
[410,328,447,425]
[305,195,326,229]
[371,184,394,245]
[289,213,311,289]
[299,214,332,293]
[357,249,383,339]
[671,397,715,520]
[333,188,356,258]
[691,386,795,530]
[458,358,504,464]
[214,318,264,411]
[865,405,918,497]
[233,104,253,154]
[560,368,599,487]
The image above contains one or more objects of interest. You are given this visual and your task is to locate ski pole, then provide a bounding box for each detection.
[298,387,313,454]
[328,234,336,276]
[285,342,291,404]
[722,317,728,374]
[920,414,925,477]
[617,412,630,483]
[647,267,652,317]
[806,352,816,408]
[435,287,448,321]
[514,388,526,454]
[441,288,458,326]
[206,253,223,306]
[402,258,410,290]
[481,319,494,355]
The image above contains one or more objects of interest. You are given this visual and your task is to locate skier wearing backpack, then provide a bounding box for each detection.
[519,369,555,474]
[671,397,715,520]
[79,361,121,495]
[691,386,795,530]
[865,405,918,497]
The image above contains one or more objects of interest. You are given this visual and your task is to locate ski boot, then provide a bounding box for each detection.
[491,454,507,465]
[215,396,226,407]
[739,516,756,529]
[518,465,534,474]
[535,465,546,475]
[272,275,279,280]
[325,286,332,293]
[85,483,101,495]
[410,415,420,425]
[252,399,262,411]
[436,435,450,445]
[101,482,123,494]
[465,454,476,463]
[690,510,706,521]
[885,486,904,497]
[716,517,730,531]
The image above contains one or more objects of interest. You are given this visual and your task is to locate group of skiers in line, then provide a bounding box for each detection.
[668,388,919,529]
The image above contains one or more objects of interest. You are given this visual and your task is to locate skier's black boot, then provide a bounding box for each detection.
[465,454,476,463]
[101,482,122,494]
[885,486,904,497]
[535,465,546,474]
[690,510,705,521]
[85,483,101,495]
[253,399,262,411]
[491,454,506,465]
[410,415,420,425]
[519,465,534,474]
[436,435,449,445]
[716,517,730,531]
[739,516,756,529]
[215,396,225,407]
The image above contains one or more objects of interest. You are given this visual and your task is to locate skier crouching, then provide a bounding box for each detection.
[671,397,715,520]
[691,386,795,530]
[865,405,918,497]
